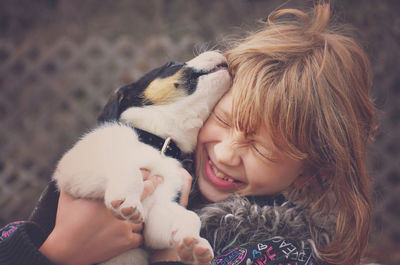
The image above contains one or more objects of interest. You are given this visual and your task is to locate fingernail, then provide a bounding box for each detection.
[157,176,164,184]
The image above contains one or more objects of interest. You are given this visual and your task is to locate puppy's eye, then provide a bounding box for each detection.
[174,83,180,88]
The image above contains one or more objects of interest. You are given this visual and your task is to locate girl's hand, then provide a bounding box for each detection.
[149,168,195,264]
[39,169,162,265]
[178,168,193,208]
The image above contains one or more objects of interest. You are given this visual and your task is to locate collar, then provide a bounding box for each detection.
[133,127,182,161]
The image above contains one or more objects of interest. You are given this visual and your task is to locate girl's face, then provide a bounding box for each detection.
[195,90,304,202]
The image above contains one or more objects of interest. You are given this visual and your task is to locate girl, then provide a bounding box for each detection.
[195,3,375,265]
[0,2,376,265]
[156,4,375,265]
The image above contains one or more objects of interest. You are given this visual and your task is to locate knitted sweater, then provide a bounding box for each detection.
[197,195,332,265]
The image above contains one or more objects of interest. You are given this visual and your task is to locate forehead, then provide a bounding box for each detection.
[216,89,279,148]
[215,89,233,112]
[219,88,264,134]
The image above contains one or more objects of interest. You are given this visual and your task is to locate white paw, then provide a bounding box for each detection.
[106,196,144,223]
[173,236,214,265]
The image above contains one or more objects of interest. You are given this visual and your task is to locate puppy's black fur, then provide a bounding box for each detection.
[98,60,219,122]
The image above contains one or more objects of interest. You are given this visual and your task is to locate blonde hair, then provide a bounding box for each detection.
[225,3,376,265]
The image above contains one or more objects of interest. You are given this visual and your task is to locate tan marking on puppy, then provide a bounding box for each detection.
[144,69,187,105]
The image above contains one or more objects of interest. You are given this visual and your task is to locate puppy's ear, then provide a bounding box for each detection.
[97,91,122,123]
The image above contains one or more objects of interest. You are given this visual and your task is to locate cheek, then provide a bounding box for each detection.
[195,126,209,171]
[246,158,302,192]
[197,125,207,144]
[197,119,217,144]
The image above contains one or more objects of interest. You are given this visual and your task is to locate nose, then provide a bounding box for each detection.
[214,133,242,167]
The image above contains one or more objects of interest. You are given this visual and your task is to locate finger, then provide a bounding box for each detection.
[127,233,144,249]
[131,222,143,233]
[59,191,75,203]
[179,168,193,207]
[140,168,151,180]
[141,175,163,201]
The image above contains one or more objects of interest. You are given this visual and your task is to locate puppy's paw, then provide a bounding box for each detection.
[106,197,144,223]
[173,236,214,265]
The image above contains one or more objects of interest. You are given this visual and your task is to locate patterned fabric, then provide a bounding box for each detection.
[0,221,24,241]
[0,221,54,265]
[212,237,317,265]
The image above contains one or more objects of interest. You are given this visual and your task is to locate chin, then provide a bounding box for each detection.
[195,143,234,202]
[196,170,231,202]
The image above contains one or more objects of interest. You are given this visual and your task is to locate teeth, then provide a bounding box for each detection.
[209,160,234,183]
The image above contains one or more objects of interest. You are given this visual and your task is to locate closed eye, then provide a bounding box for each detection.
[213,112,231,128]
[251,143,277,163]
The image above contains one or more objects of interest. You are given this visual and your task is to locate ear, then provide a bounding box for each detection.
[293,165,316,189]
[97,91,122,123]
[293,174,309,189]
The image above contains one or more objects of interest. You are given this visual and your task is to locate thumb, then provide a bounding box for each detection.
[179,168,193,207]
[141,174,163,201]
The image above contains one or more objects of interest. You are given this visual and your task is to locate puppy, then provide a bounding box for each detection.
[53,51,231,265]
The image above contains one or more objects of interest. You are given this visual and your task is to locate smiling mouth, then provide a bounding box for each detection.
[208,159,239,183]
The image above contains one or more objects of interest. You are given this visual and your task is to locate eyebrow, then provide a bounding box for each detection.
[249,129,276,152]
[220,108,232,118]
[215,104,232,120]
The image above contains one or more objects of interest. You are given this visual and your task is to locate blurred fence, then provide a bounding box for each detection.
[0,35,199,223]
